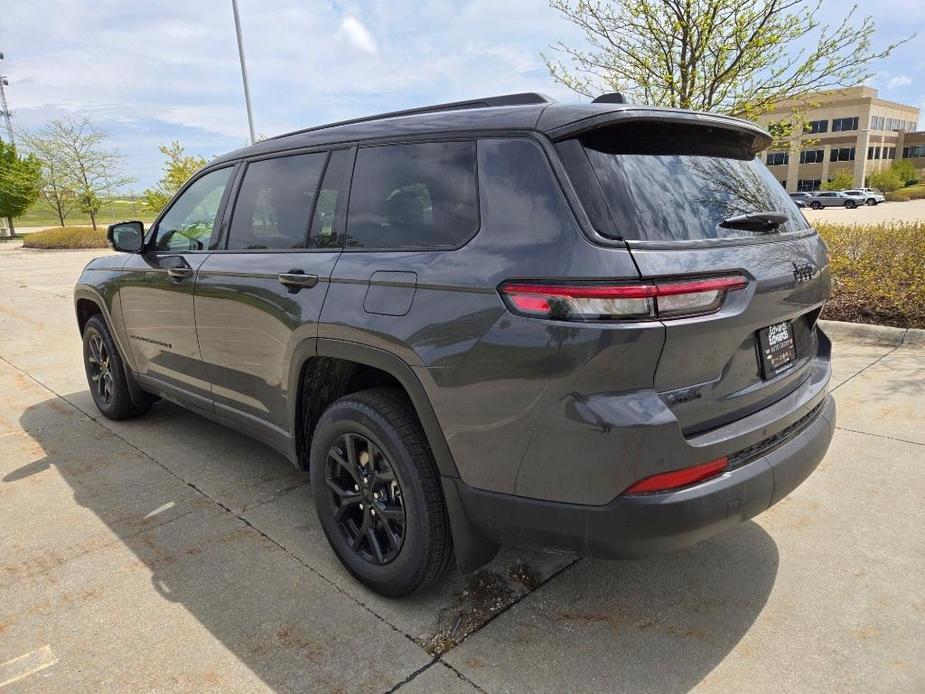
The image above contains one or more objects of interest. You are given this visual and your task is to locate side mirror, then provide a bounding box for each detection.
[107,221,145,253]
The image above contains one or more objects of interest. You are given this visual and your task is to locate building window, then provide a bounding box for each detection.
[870,115,883,131]
[804,119,828,134]
[799,149,824,164]
[886,147,896,159]
[766,151,789,166]
[797,179,822,191]
[780,180,787,187]
[867,146,884,160]
[830,147,856,162]
[903,145,925,159]
[832,117,859,132]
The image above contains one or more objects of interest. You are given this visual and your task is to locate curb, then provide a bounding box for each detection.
[819,319,925,348]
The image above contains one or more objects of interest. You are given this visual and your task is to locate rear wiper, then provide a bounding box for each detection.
[719,211,788,232]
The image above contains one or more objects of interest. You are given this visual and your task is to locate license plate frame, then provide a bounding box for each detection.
[758,320,797,379]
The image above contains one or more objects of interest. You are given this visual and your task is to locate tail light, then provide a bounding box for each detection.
[622,457,728,495]
[499,275,747,322]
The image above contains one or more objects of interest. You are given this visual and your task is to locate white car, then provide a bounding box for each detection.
[842,188,885,206]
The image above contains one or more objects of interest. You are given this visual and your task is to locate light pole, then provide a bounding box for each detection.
[231,0,256,144]
[0,52,14,145]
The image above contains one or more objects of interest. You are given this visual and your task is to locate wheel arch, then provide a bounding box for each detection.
[74,286,149,407]
[288,338,460,480]
[288,338,498,573]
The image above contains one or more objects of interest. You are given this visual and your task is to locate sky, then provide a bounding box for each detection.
[1,0,923,190]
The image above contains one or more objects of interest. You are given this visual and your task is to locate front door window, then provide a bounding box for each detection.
[154,168,232,252]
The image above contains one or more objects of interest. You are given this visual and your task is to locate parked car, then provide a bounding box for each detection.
[75,93,835,597]
[842,188,885,206]
[806,191,859,209]
[788,192,811,208]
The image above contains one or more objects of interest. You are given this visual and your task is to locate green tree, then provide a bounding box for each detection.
[142,141,207,214]
[21,128,79,226]
[867,168,904,193]
[39,116,132,230]
[891,159,918,186]
[0,141,42,236]
[545,0,912,124]
[821,170,854,191]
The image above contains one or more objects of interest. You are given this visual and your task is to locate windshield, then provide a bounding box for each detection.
[580,126,810,242]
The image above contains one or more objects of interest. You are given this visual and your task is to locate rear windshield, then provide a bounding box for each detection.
[579,123,810,242]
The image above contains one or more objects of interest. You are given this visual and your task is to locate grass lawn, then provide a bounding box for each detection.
[14,198,155,228]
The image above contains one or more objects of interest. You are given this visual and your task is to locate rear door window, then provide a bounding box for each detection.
[576,123,809,242]
[346,141,478,249]
[226,152,327,250]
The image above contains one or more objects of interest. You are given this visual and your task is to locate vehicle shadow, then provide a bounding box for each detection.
[10,394,779,691]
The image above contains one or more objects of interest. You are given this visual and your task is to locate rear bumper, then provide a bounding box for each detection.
[451,393,835,559]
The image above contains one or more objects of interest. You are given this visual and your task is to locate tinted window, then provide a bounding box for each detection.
[307,149,351,249]
[478,138,576,246]
[155,167,232,251]
[346,141,477,249]
[226,153,326,250]
[580,128,809,241]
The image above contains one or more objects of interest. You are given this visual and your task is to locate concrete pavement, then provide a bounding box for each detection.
[1,243,923,692]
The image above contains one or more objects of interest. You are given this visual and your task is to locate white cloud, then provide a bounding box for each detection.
[888,75,912,88]
[339,16,378,55]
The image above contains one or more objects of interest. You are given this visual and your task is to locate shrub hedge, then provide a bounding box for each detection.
[817,221,925,329]
[21,226,108,249]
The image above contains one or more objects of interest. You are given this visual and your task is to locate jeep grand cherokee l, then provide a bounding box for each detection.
[74,93,835,597]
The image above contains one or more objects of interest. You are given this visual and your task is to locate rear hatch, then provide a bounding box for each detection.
[559,118,830,435]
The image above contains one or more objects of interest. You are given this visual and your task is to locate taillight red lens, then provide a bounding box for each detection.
[622,457,729,495]
[499,275,747,321]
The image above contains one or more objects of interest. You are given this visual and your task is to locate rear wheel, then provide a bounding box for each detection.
[82,315,153,420]
[310,388,453,597]
[810,201,822,210]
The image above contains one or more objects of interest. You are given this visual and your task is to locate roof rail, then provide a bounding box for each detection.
[266,92,554,141]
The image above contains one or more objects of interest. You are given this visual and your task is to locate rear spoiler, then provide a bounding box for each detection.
[541,107,773,154]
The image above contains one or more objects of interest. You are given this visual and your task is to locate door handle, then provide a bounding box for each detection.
[167,267,194,281]
[277,271,319,291]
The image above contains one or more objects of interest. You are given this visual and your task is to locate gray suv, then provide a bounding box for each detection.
[806,191,858,209]
[74,93,835,596]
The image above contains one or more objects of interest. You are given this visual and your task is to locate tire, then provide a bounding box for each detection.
[82,315,153,420]
[845,200,857,209]
[310,387,453,597]
[810,201,822,210]
[866,199,877,206]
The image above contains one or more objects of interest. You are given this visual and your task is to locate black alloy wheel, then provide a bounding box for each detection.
[845,200,857,209]
[81,314,154,420]
[810,201,822,209]
[310,388,454,596]
[86,331,114,405]
[325,432,406,565]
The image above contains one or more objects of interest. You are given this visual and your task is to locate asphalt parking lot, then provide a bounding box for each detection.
[1,243,923,693]
[802,197,925,225]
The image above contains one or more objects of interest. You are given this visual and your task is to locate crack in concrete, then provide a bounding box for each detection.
[834,425,924,448]
[829,344,902,394]
[240,479,312,514]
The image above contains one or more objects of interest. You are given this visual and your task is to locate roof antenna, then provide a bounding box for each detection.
[592,93,626,104]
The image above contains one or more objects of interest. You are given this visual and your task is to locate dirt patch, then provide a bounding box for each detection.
[275,624,327,662]
[507,561,541,591]
[420,569,518,655]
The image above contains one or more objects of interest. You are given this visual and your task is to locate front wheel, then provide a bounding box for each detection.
[310,388,453,597]
[82,315,153,420]
[810,201,822,210]
[866,198,877,206]
[845,200,857,209]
